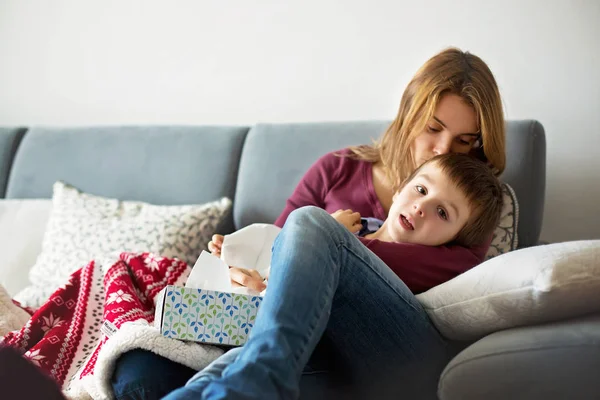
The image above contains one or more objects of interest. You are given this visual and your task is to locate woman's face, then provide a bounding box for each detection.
[411,93,480,168]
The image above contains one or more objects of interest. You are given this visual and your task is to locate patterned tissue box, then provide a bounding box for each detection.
[155,285,263,346]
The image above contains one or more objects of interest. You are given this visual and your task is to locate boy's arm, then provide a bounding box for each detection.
[274,151,345,227]
[331,209,363,234]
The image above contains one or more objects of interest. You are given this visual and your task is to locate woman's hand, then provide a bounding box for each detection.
[229,267,267,292]
[331,209,362,233]
[208,234,224,257]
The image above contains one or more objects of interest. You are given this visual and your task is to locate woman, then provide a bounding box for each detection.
[111,47,505,400]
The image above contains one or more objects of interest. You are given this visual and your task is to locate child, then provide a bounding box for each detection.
[331,153,503,247]
[208,153,503,290]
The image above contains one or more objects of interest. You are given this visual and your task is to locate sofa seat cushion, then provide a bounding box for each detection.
[417,240,600,340]
[438,313,600,400]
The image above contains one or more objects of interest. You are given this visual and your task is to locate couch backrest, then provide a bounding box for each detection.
[0,120,546,248]
[3,126,249,234]
[234,120,546,248]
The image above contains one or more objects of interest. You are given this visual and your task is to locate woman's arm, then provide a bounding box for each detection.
[274,152,343,227]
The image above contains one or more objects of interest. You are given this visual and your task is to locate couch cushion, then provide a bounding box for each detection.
[14,182,232,308]
[234,121,390,229]
[0,199,52,296]
[235,120,545,248]
[416,240,600,341]
[438,313,600,400]
[5,126,248,234]
[485,183,519,259]
[498,120,545,248]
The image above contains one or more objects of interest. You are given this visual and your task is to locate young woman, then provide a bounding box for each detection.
[111,47,506,400]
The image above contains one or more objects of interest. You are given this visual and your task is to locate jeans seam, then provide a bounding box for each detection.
[290,240,339,373]
[340,239,449,352]
[302,369,329,375]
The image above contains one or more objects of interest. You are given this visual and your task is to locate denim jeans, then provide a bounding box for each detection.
[112,206,449,400]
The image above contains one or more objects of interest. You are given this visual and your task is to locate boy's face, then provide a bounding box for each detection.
[385,162,472,246]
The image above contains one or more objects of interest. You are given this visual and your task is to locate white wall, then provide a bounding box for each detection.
[1,0,599,243]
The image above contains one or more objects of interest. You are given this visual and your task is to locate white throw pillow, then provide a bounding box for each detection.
[416,240,600,341]
[485,183,519,260]
[13,181,232,307]
[0,199,52,296]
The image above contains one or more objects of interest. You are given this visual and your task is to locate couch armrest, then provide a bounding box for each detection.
[0,128,27,198]
[439,313,600,400]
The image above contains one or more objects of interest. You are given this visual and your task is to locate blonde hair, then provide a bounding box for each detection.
[402,153,504,247]
[348,48,505,190]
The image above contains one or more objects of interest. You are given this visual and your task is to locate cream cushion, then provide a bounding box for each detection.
[0,199,52,296]
[417,240,600,340]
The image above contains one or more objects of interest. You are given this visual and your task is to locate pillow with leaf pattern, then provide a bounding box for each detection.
[14,181,231,308]
[485,183,519,260]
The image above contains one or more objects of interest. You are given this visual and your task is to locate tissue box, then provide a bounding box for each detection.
[155,285,263,346]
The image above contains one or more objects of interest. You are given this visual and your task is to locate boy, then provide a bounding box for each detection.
[208,153,503,289]
[331,152,503,247]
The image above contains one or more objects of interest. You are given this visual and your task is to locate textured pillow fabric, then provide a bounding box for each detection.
[485,183,519,260]
[14,182,232,307]
[416,240,600,341]
[0,200,52,296]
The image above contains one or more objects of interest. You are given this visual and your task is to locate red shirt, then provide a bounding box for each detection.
[274,149,489,294]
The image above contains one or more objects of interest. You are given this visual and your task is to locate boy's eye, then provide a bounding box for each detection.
[458,138,471,145]
[437,207,448,220]
[415,185,427,195]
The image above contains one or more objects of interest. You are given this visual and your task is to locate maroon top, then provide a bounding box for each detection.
[274,149,490,294]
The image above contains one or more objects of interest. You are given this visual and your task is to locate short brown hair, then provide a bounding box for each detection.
[402,153,504,247]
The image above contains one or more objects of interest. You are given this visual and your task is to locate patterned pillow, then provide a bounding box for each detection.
[14,181,232,307]
[485,183,519,260]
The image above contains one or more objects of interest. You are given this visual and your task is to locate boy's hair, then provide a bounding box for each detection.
[402,153,504,247]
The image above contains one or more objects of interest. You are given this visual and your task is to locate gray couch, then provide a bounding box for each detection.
[0,120,598,399]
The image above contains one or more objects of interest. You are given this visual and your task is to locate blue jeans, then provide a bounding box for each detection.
[112,206,450,400]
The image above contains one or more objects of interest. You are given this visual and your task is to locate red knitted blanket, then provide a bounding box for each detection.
[1,252,223,399]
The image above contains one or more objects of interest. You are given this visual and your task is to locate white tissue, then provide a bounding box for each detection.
[221,223,281,279]
[184,223,282,297]
[185,251,231,292]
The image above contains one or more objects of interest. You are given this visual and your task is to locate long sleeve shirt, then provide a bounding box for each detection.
[274,149,489,294]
